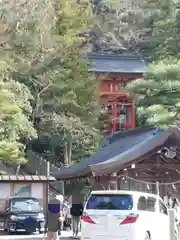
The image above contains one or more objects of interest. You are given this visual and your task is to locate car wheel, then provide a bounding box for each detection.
[144,232,150,240]
[7,224,15,235]
[7,228,13,235]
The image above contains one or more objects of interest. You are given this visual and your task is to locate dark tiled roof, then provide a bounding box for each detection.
[87,53,147,73]
[0,175,55,182]
[53,127,165,180]
[90,130,170,176]
[103,126,155,145]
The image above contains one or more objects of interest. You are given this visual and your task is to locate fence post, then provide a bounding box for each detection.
[168,208,176,240]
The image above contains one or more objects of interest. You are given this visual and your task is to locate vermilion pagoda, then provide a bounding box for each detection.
[88,54,147,133]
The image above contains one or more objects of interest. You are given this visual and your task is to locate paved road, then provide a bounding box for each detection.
[0,236,78,240]
[0,236,76,240]
[0,231,80,240]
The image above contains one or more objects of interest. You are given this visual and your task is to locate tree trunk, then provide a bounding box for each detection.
[64,134,72,167]
[64,142,69,167]
[68,136,72,166]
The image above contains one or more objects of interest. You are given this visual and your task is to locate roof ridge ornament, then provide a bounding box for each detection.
[163,147,176,158]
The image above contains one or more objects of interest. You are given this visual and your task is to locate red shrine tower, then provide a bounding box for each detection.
[88,54,147,134]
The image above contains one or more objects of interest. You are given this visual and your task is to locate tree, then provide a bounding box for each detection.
[89,0,157,55]
[0,73,36,163]
[90,0,179,57]
[125,0,180,127]
[0,0,101,166]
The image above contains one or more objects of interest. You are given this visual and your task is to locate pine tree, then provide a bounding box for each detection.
[90,0,178,57]
[125,0,180,127]
[90,0,158,55]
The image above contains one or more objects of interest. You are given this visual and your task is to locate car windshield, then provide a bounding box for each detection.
[86,194,133,210]
[10,198,41,212]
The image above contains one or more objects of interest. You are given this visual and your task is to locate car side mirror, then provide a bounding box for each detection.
[6,208,9,212]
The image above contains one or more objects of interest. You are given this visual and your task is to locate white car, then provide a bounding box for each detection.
[81,190,170,240]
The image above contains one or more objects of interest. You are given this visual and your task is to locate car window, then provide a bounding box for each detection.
[86,194,133,210]
[10,198,41,212]
[159,200,168,215]
[137,196,147,211]
[137,196,157,212]
[147,197,156,212]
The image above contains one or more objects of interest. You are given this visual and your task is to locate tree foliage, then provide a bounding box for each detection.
[0,69,36,163]
[90,0,180,58]
[89,0,157,55]
[0,0,101,165]
[125,0,180,127]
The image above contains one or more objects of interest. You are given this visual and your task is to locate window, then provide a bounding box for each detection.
[86,194,133,210]
[159,200,168,215]
[147,197,156,212]
[137,196,156,212]
[137,196,147,211]
[10,198,41,212]
[13,184,31,197]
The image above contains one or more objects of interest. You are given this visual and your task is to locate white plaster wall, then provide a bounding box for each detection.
[0,183,10,198]
[31,183,43,199]
[0,183,11,211]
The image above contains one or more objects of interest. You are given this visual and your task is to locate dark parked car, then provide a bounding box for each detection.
[4,196,45,234]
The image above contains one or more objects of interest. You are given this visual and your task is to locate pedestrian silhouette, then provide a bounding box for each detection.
[44,195,64,240]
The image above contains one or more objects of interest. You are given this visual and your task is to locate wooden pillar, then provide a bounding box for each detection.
[112,103,117,132]
[117,175,121,190]
[131,101,135,128]
[152,184,156,194]
[151,182,160,195]
[160,184,166,199]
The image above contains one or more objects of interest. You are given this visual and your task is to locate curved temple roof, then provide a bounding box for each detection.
[89,131,170,176]
[87,54,148,73]
[52,126,180,180]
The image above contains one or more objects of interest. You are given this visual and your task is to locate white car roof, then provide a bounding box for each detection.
[90,190,162,200]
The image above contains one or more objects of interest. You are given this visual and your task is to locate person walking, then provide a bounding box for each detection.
[70,202,83,237]
[44,195,64,240]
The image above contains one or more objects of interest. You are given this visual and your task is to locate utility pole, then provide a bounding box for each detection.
[46,161,50,207]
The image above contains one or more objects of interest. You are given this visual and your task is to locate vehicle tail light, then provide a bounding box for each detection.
[120,214,139,225]
[81,213,96,224]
